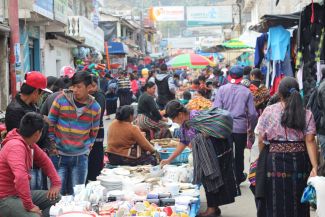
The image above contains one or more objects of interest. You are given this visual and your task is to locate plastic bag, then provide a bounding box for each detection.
[301,185,317,206]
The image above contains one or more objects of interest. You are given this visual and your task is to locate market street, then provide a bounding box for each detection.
[0,1,324,217]
[103,116,317,217]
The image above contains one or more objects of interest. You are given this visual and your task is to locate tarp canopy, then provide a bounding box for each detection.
[222,39,252,49]
[249,12,300,33]
[108,42,129,54]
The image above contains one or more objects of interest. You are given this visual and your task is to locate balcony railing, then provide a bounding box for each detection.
[66,16,104,52]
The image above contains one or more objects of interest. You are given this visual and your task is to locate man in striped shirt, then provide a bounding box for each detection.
[48,72,101,195]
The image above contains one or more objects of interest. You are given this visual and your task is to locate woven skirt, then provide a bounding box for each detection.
[135,114,171,139]
[261,142,311,217]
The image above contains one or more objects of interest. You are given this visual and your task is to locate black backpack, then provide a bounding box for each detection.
[307,87,324,129]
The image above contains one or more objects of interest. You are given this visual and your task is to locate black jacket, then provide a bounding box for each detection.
[137,92,162,122]
[5,94,50,150]
[155,75,175,106]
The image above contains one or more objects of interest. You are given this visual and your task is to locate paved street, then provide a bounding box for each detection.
[104,117,317,217]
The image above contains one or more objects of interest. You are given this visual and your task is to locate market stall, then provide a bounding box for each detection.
[49,163,200,217]
[249,2,325,101]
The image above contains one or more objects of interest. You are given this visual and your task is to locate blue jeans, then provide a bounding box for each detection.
[50,154,88,195]
[30,168,43,190]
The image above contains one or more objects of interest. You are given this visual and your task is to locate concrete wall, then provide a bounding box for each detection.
[44,42,74,77]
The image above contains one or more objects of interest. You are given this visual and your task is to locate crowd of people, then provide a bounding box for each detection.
[0,60,324,217]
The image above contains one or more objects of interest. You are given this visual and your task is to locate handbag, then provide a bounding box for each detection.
[248,159,258,186]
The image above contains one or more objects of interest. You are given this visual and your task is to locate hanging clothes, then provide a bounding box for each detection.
[267,26,291,61]
[297,64,304,90]
[298,3,325,62]
[281,52,294,77]
[296,2,325,101]
[269,74,285,96]
[267,26,292,95]
[254,33,268,68]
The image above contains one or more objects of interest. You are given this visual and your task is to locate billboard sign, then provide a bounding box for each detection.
[187,6,232,27]
[167,37,197,49]
[33,0,54,20]
[150,6,184,21]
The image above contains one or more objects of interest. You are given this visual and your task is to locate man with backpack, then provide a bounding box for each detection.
[155,64,176,109]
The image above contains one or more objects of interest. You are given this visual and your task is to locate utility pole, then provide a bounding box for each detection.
[8,0,19,97]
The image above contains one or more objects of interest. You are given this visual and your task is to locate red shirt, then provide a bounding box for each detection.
[130,80,139,95]
[0,129,61,210]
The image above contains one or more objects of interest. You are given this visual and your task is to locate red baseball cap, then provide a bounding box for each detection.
[24,71,52,93]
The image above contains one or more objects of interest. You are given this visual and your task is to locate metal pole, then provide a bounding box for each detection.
[8,0,19,97]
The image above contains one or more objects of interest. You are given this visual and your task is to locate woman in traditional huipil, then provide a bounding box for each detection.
[256,77,318,217]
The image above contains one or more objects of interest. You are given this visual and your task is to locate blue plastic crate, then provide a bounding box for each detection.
[158,148,191,164]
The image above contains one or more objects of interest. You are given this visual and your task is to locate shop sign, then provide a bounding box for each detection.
[200,37,223,47]
[150,6,184,21]
[167,37,197,49]
[33,0,54,20]
[54,0,68,24]
[187,6,232,27]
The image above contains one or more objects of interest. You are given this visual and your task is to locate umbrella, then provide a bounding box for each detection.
[222,39,252,49]
[167,53,216,69]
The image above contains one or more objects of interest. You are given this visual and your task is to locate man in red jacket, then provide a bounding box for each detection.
[0,112,61,217]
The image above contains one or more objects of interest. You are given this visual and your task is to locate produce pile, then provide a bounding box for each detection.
[186,96,212,111]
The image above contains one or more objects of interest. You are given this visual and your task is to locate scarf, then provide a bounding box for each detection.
[185,108,233,139]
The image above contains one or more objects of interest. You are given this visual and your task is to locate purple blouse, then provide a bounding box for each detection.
[179,110,200,145]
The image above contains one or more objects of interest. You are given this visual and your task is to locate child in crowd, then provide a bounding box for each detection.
[179,91,192,105]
